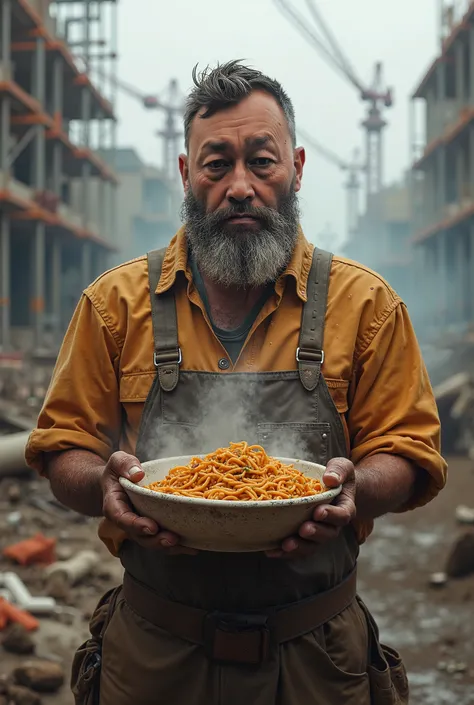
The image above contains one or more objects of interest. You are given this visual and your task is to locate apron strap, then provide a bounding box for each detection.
[297,247,333,392]
[147,248,181,393]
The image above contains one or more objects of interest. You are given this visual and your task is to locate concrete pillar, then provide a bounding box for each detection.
[0,213,10,349]
[1,0,11,68]
[81,241,91,289]
[434,232,449,329]
[456,144,465,205]
[436,59,446,134]
[33,223,45,349]
[452,233,466,323]
[454,40,464,111]
[437,147,446,222]
[470,27,474,104]
[470,126,474,201]
[52,57,63,195]
[469,223,474,322]
[51,237,62,344]
[0,97,10,174]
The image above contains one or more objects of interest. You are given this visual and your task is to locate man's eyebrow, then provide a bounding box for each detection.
[201,140,230,154]
[245,135,273,148]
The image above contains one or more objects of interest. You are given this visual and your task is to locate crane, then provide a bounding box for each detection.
[298,127,365,237]
[274,0,393,205]
[87,67,185,183]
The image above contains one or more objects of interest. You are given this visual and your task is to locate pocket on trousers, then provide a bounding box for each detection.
[358,599,409,705]
[70,586,122,705]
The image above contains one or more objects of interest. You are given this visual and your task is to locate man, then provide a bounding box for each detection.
[26,61,446,705]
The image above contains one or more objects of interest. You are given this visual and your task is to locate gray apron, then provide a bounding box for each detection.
[72,247,409,704]
[121,246,360,608]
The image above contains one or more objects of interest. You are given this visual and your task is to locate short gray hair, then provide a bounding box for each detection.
[184,60,296,150]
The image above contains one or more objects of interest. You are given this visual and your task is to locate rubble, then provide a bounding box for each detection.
[3,536,56,568]
[1,625,36,655]
[7,685,42,705]
[429,571,448,588]
[455,505,474,525]
[445,532,474,579]
[12,661,65,694]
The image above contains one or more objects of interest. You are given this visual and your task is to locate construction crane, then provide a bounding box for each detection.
[87,68,185,182]
[274,0,393,205]
[298,127,365,236]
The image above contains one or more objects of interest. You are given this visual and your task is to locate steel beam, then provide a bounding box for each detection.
[0,97,10,173]
[81,241,91,289]
[0,213,11,350]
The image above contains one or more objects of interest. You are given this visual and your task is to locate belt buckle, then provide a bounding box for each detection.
[203,612,271,665]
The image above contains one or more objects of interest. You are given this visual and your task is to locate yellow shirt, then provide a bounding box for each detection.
[25,228,447,553]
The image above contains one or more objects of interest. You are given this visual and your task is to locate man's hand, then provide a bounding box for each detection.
[101,451,196,554]
[266,457,356,559]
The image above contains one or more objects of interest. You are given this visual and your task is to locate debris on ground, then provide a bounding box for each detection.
[455,505,474,525]
[3,536,56,568]
[445,531,474,578]
[429,571,448,588]
[7,684,42,705]
[1,625,36,655]
[12,661,65,693]
[0,599,39,632]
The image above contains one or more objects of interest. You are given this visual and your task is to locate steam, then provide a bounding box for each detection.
[142,374,314,462]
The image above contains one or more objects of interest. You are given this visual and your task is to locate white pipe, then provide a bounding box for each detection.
[0,432,31,475]
[0,572,56,614]
[44,550,100,585]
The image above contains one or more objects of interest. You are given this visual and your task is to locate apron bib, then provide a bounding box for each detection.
[120,247,360,608]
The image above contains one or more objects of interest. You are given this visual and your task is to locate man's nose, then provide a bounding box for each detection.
[226,163,255,203]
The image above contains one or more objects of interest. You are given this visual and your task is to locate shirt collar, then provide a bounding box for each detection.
[156,225,314,302]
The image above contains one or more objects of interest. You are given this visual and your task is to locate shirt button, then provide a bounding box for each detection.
[218,357,230,370]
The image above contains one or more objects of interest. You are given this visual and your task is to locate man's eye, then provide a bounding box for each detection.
[206,160,228,169]
[250,158,273,167]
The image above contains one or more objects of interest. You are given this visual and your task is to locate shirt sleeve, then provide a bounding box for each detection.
[348,301,447,510]
[25,293,122,475]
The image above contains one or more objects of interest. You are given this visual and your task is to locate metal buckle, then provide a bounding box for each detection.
[203,612,270,665]
[153,348,182,367]
[296,347,325,364]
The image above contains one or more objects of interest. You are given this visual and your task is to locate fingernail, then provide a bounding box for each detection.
[160,539,172,547]
[143,527,156,535]
[327,472,340,481]
[319,509,327,520]
[128,466,142,479]
[306,523,317,535]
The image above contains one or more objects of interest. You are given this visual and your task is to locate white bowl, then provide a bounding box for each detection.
[120,455,341,552]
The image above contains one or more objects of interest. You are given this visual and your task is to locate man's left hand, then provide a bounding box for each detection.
[266,458,356,559]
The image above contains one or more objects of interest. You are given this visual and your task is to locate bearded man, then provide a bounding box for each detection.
[26,61,446,705]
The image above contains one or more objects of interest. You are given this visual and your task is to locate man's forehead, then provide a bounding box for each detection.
[189,91,290,150]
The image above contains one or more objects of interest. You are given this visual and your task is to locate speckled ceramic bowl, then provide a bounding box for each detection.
[119,456,341,552]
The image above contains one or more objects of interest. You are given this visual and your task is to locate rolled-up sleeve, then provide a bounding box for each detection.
[25,293,121,474]
[348,301,447,509]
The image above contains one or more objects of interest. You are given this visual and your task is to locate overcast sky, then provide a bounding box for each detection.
[115,0,440,247]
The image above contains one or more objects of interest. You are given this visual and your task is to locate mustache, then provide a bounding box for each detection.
[194,202,286,230]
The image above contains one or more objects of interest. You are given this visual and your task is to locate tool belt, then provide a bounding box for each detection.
[123,568,357,666]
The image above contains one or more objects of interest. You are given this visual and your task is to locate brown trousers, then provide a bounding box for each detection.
[72,588,409,705]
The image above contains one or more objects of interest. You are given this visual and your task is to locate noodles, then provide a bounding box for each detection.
[145,441,325,501]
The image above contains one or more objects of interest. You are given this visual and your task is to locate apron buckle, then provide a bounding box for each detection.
[203,611,271,665]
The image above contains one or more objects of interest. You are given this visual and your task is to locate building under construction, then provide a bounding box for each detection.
[411,0,474,343]
[0,0,118,359]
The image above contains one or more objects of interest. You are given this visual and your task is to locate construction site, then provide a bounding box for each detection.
[0,1,472,704]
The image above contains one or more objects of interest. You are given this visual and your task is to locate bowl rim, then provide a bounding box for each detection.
[119,455,342,508]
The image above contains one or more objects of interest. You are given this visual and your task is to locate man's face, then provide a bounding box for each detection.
[179,90,305,288]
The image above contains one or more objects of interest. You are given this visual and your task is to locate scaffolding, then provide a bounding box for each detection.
[410,1,474,341]
[0,0,118,356]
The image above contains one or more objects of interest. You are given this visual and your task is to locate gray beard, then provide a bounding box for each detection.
[181,186,300,288]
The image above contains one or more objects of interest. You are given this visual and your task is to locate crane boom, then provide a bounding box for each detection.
[273,0,364,94]
[304,0,357,82]
[297,127,349,171]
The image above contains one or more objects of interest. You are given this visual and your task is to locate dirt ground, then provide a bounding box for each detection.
[0,456,473,704]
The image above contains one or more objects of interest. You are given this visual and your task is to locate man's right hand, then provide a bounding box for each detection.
[101,451,196,554]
